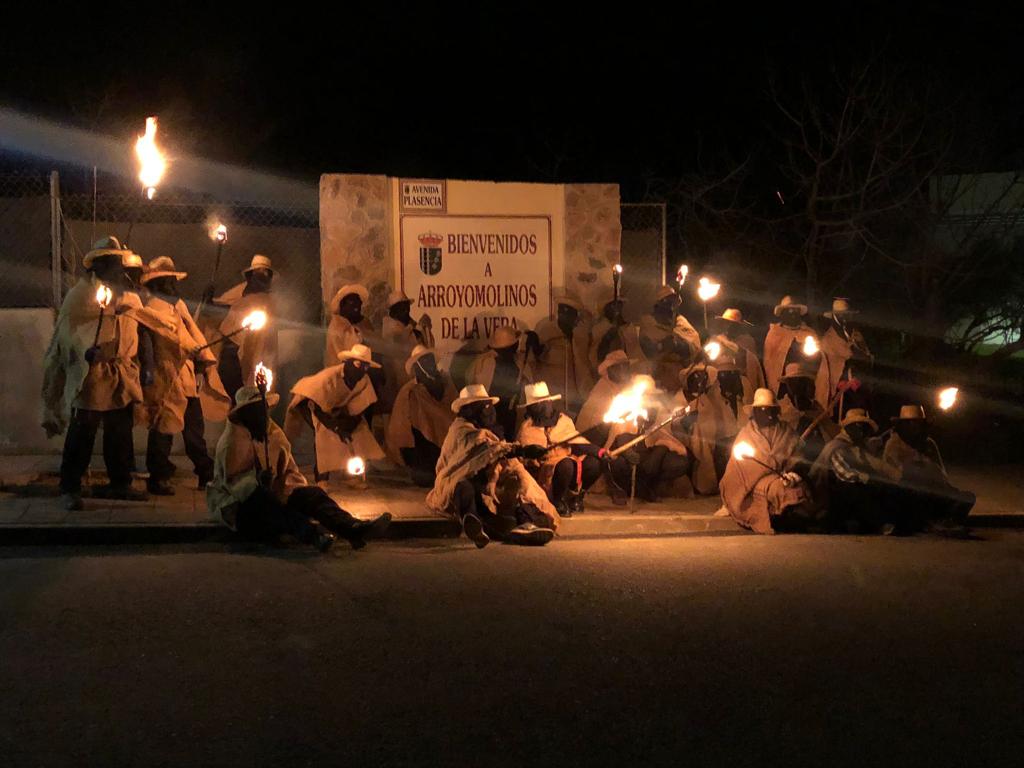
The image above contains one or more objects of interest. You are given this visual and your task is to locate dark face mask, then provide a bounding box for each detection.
[753,406,780,429]
[245,269,273,295]
[343,360,366,389]
[234,403,268,443]
[779,308,803,328]
[717,371,743,399]
[91,256,126,290]
[653,296,679,322]
[557,305,579,337]
[527,401,558,426]
[607,364,630,384]
[723,322,739,340]
[389,301,412,325]
[784,378,815,409]
[125,269,144,291]
[462,402,497,430]
[339,294,364,324]
[147,276,178,298]
[604,301,625,325]
[895,421,928,448]
[414,356,445,399]
[495,344,518,361]
[685,370,709,398]
[845,423,873,445]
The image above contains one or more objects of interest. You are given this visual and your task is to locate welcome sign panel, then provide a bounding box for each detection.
[399,214,552,365]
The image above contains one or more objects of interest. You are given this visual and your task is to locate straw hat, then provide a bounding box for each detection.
[744,387,779,414]
[489,325,520,350]
[242,254,274,276]
[520,381,562,407]
[598,349,633,377]
[713,354,740,373]
[773,295,808,317]
[337,343,381,368]
[331,283,369,309]
[891,404,927,422]
[141,256,187,284]
[780,362,815,381]
[123,252,144,270]
[555,293,584,311]
[83,236,133,269]
[451,383,500,414]
[717,308,753,326]
[824,297,859,319]
[230,385,280,416]
[654,285,679,302]
[840,408,878,432]
[387,289,412,309]
[404,344,435,375]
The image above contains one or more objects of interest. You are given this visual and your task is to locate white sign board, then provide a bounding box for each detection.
[399,214,552,364]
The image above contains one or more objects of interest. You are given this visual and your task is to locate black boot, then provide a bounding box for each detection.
[345,512,392,549]
[568,489,586,516]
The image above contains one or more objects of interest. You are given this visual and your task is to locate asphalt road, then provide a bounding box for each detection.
[2,532,1023,767]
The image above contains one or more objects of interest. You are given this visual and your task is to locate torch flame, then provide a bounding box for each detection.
[802,335,819,356]
[938,387,959,411]
[210,223,228,243]
[254,361,273,392]
[733,441,756,461]
[241,310,268,332]
[676,264,689,285]
[602,376,651,426]
[704,340,722,362]
[697,277,721,302]
[613,264,623,275]
[135,116,166,196]
[346,457,366,476]
[95,284,113,309]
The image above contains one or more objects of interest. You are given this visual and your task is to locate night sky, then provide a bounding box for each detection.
[2,5,1022,195]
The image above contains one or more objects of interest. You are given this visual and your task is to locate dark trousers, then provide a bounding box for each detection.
[608,436,690,499]
[236,485,362,541]
[146,397,214,483]
[452,479,541,538]
[218,341,243,404]
[59,406,134,493]
[400,428,442,488]
[550,455,601,504]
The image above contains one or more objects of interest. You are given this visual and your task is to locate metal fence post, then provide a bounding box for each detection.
[49,170,62,309]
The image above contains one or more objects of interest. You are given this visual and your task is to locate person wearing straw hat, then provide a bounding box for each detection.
[719,388,815,534]
[516,381,603,517]
[575,349,634,442]
[533,294,594,412]
[710,308,766,389]
[427,384,558,548]
[639,285,702,393]
[588,295,646,375]
[466,323,533,440]
[378,287,431,412]
[763,295,818,395]
[778,362,839,465]
[138,256,231,495]
[808,408,900,533]
[284,343,385,486]
[208,385,390,552]
[882,405,975,531]
[42,236,151,509]
[216,254,278,402]
[385,345,456,487]
[815,298,873,413]
[325,283,373,365]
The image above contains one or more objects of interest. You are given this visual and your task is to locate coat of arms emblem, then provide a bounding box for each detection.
[418,232,443,276]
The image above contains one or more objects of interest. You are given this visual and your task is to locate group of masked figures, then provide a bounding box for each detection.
[42,238,975,552]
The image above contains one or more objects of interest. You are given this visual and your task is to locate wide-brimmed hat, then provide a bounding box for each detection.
[242,254,274,276]
[451,383,500,413]
[141,255,187,284]
[717,308,753,326]
[891,404,928,422]
[654,285,679,303]
[123,252,144,270]
[387,289,412,309]
[780,362,815,381]
[824,297,859,319]
[773,295,808,317]
[841,408,878,432]
[337,343,381,368]
[404,344,435,375]
[744,387,779,414]
[554,293,584,312]
[83,236,133,269]
[713,354,740,373]
[489,325,520,350]
[331,283,369,309]
[598,349,633,377]
[520,381,562,408]
[230,385,280,416]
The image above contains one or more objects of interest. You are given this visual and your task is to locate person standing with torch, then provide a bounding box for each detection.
[215,254,278,402]
[42,237,151,509]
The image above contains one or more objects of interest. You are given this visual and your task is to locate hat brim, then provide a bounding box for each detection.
[229,391,280,416]
[744,403,780,415]
[843,417,878,432]
[890,415,928,422]
[337,351,382,368]
[556,297,584,311]
[716,315,753,326]
[141,270,188,284]
[83,249,133,269]
[780,372,815,381]
[404,350,435,375]
[824,310,860,319]
[774,305,808,316]
[332,286,370,306]
[452,395,500,413]
[243,265,275,276]
[518,393,562,408]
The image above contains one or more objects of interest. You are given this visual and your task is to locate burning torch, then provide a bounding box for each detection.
[703,340,722,363]
[255,361,273,470]
[191,310,267,354]
[612,263,623,303]
[91,283,114,353]
[126,116,167,246]
[675,264,689,303]
[732,441,788,480]
[697,277,721,331]
[938,387,959,412]
[194,223,228,322]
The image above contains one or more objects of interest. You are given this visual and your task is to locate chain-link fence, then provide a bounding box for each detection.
[620,202,667,315]
[0,172,53,309]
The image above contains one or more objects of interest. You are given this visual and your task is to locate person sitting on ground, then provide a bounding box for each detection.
[808,408,900,534]
[426,384,559,549]
[719,388,816,534]
[882,405,976,532]
[778,362,839,466]
[710,308,765,389]
[516,381,604,517]
[385,345,456,487]
[763,295,817,394]
[284,344,385,486]
[671,362,723,495]
[710,354,754,473]
[639,285,701,392]
[466,325,534,439]
[576,349,634,444]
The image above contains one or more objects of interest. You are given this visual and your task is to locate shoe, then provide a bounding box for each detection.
[506,522,555,546]
[94,484,149,502]
[568,490,586,516]
[880,522,896,536]
[146,480,175,496]
[197,476,212,491]
[609,485,628,506]
[346,512,392,550]
[61,492,83,511]
[556,501,572,518]
[462,513,490,549]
